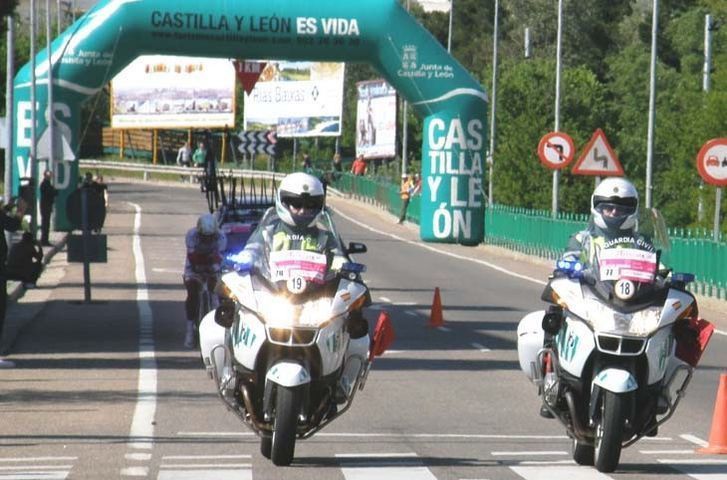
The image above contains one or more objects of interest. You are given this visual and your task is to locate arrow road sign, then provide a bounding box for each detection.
[236,130,277,156]
[572,128,624,176]
[538,131,575,170]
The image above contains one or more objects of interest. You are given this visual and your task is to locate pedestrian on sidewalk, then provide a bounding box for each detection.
[0,197,27,368]
[6,232,43,288]
[39,170,58,246]
[397,174,416,224]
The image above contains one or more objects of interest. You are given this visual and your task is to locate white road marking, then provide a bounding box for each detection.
[337,452,437,480]
[517,460,577,465]
[405,311,418,317]
[639,449,696,454]
[330,206,546,286]
[379,296,392,303]
[657,459,727,480]
[681,434,710,447]
[396,301,418,306]
[510,465,615,479]
[492,451,567,456]
[0,459,76,463]
[161,455,251,460]
[124,453,151,461]
[0,473,70,480]
[0,466,73,470]
[471,342,491,352]
[152,268,182,274]
[120,466,149,476]
[158,471,250,480]
[437,326,452,332]
[128,202,157,452]
[716,329,726,336]
[160,464,252,468]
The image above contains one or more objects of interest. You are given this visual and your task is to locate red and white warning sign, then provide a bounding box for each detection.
[696,138,727,187]
[233,60,268,95]
[572,129,624,176]
[537,132,575,170]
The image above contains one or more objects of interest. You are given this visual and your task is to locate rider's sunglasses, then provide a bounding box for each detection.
[285,198,320,210]
[595,202,635,216]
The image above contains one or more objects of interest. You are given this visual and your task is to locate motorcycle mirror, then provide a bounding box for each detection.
[214,301,235,328]
[347,242,367,255]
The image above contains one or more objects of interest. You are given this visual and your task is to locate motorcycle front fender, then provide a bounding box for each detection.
[266,361,311,388]
[592,368,638,394]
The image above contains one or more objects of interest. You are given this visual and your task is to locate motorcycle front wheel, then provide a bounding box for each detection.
[594,390,627,473]
[271,386,302,466]
[571,438,594,466]
[260,433,272,459]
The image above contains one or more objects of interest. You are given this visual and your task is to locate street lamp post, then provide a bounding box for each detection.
[488,0,499,207]
[552,0,563,218]
[645,0,659,209]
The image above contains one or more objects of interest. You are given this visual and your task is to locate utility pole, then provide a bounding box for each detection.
[552,0,563,218]
[47,0,55,176]
[645,0,659,209]
[447,0,453,53]
[402,0,410,177]
[487,0,499,207]
[5,16,15,205]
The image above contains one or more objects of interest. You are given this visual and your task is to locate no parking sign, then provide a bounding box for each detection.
[696,138,727,187]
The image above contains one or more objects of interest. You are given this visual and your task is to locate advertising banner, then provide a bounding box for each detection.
[111,55,236,129]
[356,80,397,159]
[244,61,345,137]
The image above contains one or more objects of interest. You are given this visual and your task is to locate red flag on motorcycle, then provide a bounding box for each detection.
[233,60,268,95]
[675,317,715,367]
[369,311,395,361]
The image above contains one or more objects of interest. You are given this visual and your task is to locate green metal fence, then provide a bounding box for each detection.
[326,172,727,299]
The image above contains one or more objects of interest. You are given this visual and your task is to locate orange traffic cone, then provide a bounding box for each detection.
[428,287,444,328]
[698,373,727,454]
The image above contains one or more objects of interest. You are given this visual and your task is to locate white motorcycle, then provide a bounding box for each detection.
[199,238,393,466]
[517,220,714,472]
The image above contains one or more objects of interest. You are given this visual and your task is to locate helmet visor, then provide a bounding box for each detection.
[594,202,636,218]
[281,194,324,212]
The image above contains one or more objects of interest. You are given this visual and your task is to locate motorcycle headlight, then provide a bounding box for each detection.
[259,297,333,328]
[585,300,662,337]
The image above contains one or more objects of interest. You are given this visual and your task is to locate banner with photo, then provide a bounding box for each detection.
[111,55,236,129]
[356,79,397,159]
[244,61,345,138]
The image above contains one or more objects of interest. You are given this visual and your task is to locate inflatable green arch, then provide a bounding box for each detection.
[12,0,488,245]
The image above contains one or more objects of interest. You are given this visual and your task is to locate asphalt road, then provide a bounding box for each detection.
[0,180,724,480]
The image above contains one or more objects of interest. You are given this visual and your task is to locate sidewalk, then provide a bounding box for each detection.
[1,231,69,355]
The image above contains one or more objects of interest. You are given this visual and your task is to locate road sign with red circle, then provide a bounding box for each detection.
[538,132,575,170]
[696,138,727,187]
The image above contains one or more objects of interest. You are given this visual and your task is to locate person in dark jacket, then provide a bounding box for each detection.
[40,170,58,246]
[6,232,43,287]
[0,197,27,368]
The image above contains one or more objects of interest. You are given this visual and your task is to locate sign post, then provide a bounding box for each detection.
[696,138,727,242]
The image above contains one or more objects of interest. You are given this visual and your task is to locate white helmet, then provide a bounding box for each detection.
[591,177,639,232]
[196,212,219,237]
[276,172,326,228]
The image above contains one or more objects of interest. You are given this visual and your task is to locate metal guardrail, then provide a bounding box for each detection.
[79,159,287,182]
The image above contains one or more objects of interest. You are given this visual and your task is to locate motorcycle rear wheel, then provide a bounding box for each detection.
[594,391,626,473]
[271,386,302,466]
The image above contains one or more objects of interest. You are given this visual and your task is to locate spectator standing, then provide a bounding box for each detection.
[0,197,27,368]
[192,141,207,168]
[397,174,415,224]
[6,232,43,288]
[176,141,192,167]
[302,153,313,173]
[351,155,367,176]
[331,153,343,182]
[39,170,58,246]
